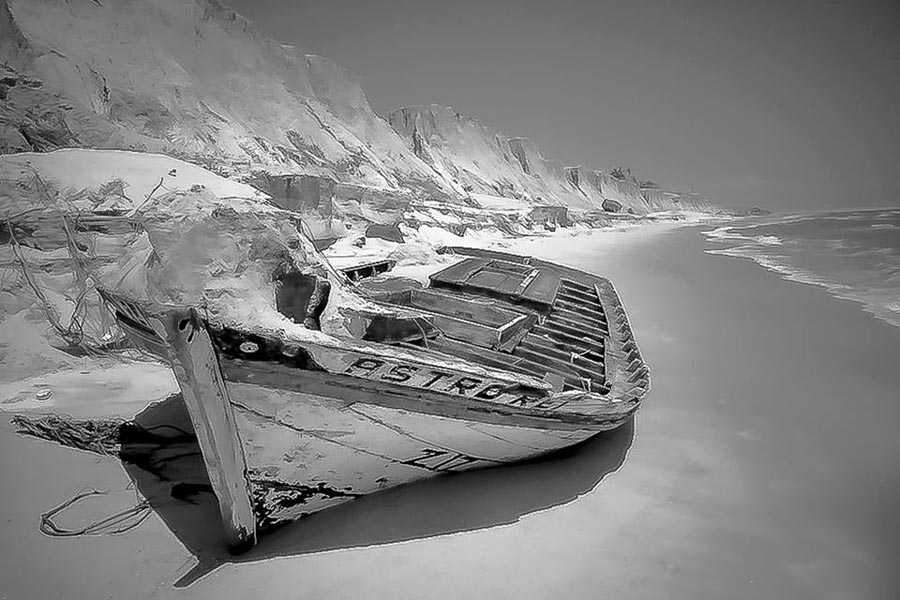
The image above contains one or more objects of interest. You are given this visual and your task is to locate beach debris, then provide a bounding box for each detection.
[10,413,198,456]
[11,414,125,455]
[40,488,151,538]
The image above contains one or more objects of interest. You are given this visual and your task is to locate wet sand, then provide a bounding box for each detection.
[3,223,899,599]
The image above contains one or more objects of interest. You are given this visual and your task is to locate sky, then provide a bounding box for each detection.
[225,0,900,210]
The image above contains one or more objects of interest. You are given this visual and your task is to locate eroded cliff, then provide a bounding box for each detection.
[1,0,722,234]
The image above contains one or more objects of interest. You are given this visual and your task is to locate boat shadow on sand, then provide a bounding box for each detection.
[122,393,635,587]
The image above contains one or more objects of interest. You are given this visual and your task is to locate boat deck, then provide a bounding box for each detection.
[371,257,612,395]
[514,278,609,393]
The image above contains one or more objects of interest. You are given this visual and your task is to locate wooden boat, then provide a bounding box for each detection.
[98,246,649,552]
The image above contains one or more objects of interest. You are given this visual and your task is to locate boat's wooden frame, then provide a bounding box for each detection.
[155,308,258,552]
[98,247,650,551]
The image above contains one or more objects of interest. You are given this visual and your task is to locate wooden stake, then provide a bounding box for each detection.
[154,308,257,553]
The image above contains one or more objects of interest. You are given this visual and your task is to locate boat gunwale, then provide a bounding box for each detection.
[98,249,650,428]
[221,357,635,431]
[98,289,555,393]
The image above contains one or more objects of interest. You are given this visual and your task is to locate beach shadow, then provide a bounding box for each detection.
[118,395,231,563]
[120,394,635,587]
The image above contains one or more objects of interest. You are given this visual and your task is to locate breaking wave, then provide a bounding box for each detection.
[703,208,900,329]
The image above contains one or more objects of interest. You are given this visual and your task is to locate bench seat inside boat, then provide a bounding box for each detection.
[373,287,536,350]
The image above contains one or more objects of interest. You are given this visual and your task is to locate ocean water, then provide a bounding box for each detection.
[704,208,900,328]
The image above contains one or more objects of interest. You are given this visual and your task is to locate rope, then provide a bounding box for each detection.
[39,488,152,538]
[413,317,435,350]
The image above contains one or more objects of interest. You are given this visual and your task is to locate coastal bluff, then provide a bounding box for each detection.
[0,0,750,240]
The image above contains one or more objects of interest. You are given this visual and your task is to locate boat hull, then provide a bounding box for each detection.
[228,381,599,529]
[97,247,650,550]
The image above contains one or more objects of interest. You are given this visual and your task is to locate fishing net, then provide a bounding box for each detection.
[11,414,125,455]
[10,414,196,456]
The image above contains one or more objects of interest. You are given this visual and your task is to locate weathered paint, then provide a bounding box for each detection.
[98,247,650,549]
[226,381,596,527]
[220,357,630,430]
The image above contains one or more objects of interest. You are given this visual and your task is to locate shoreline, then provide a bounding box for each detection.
[385,210,725,283]
[703,209,900,330]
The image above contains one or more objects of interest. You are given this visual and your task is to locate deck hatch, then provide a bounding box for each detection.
[430,257,560,308]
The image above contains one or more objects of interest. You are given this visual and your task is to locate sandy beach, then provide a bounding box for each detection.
[2,221,899,599]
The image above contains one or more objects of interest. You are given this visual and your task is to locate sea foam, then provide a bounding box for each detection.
[704,208,900,329]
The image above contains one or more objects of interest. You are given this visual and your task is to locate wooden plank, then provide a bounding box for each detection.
[511,349,582,379]
[429,257,489,286]
[154,309,257,553]
[519,337,576,362]
[377,289,534,350]
[519,269,561,306]
[338,258,397,278]
[436,246,531,264]
[550,306,609,331]
[410,288,518,327]
[467,269,528,296]
[431,257,558,308]
[497,313,537,346]
[532,324,604,348]
[556,286,601,305]
[428,337,530,373]
[559,278,595,293]
[555,297,607,319]
[536,320,606,343]
[429,313,499,348]
[514,347,605,381]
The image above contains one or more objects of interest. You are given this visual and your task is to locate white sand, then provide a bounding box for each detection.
[4,219,896,599]
[0,150,268,206]
[0,362,177,418]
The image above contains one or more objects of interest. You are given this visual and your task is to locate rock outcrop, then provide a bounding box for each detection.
[387,105,714,216]
[602,199,623,213]
[388,106,599,211]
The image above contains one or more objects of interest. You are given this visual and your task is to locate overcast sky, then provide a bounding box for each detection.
[225,0,899,210]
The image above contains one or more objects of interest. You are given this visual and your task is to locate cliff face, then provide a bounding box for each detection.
[0,0,720,228]
[639,186,714,213]
[0,0,458,200]
[387,105,712,215]
[388,106,599,211]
